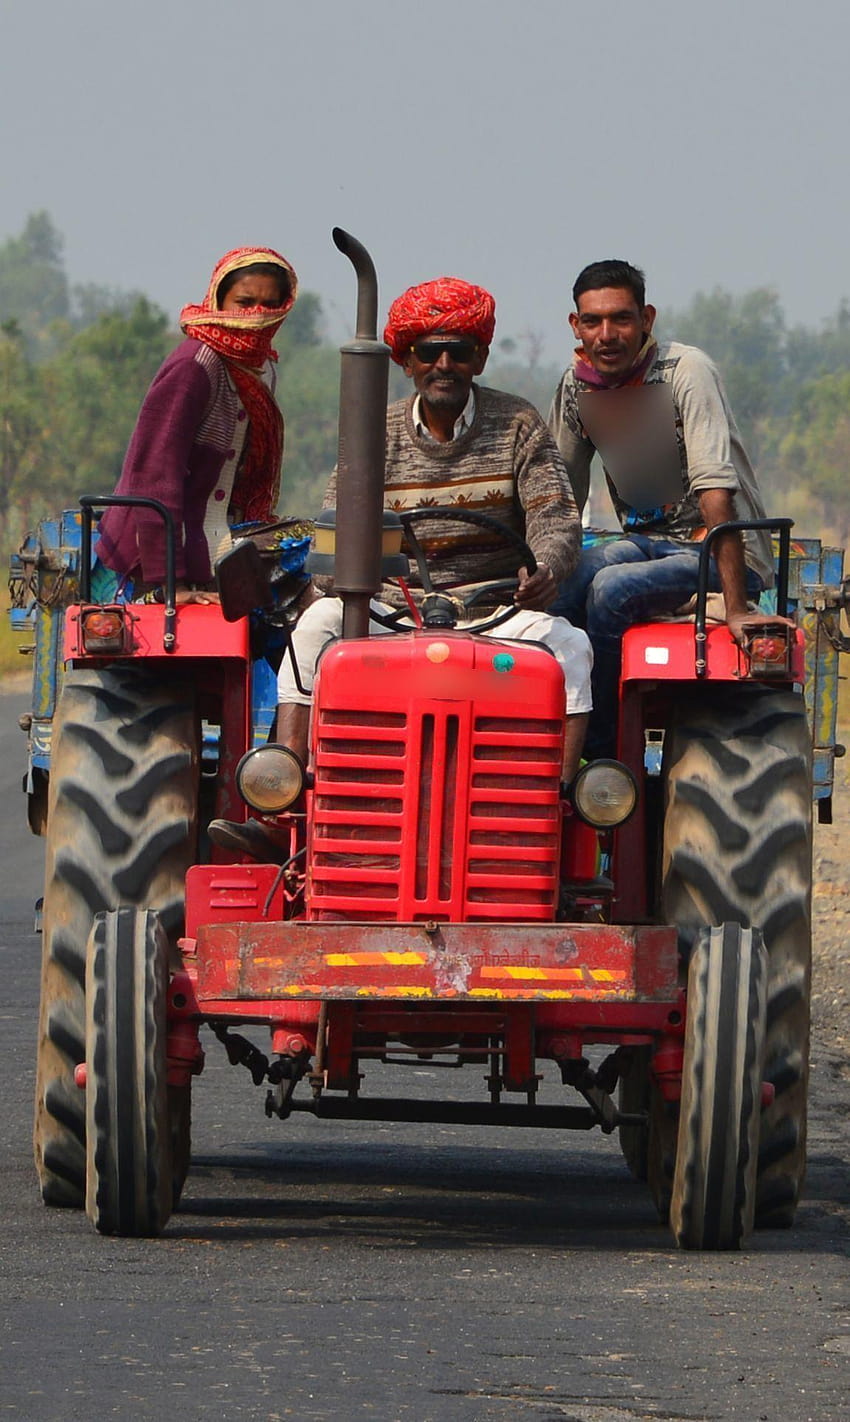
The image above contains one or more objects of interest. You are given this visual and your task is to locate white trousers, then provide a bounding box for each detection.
[277,596,593,715]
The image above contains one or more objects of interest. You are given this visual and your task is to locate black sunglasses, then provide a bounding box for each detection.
[411,338,478,364]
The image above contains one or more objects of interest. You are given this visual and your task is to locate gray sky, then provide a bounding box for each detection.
[2,0,847,361]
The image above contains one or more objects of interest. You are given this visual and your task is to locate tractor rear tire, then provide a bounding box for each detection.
[662,688,812,1229]
[34,667,197,1209]
[85,908,172,1236]
[670,924,767,1250]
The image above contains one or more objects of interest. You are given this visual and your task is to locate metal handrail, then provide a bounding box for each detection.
[694,517,793,677]
[79,494,178,652]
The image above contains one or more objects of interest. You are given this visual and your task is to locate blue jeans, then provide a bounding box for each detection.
[552,536,764,756]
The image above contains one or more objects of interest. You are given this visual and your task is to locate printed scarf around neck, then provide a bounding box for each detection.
[228,365,284,522]
[573,335,657,390]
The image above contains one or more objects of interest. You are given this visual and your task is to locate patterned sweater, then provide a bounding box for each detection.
[325,385,582,603]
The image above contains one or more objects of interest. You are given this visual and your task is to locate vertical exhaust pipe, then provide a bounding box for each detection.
[332,228,389,639]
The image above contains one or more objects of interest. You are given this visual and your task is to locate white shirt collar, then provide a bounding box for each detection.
[412,388,476,442]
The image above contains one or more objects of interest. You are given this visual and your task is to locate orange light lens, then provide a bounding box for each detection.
[84,611,123,639]
[744,628,793,677]
[80,606,131,654]
[749,636,786,663]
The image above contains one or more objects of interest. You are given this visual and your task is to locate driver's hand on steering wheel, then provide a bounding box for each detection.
[514,564,556,612]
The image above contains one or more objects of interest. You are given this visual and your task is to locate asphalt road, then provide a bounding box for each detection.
[1,687,848,1422]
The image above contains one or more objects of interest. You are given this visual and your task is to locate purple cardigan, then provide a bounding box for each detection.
[96,339,248,584]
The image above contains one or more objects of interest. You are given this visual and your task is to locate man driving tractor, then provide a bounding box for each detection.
[210,276,592,860]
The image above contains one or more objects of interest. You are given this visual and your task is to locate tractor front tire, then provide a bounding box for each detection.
[662,688,812,1229]
[85,909,172,1236]
[670,923,767,1250]
[34,667,197,1209]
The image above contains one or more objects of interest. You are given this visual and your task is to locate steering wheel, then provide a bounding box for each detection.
[372,506,537,635]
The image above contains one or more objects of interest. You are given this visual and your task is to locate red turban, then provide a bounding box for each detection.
[383,277,496,364]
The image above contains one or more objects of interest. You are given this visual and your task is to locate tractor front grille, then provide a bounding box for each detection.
[307,636,564,922]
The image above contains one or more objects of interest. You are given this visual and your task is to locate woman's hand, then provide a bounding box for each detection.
[174,585,220,606]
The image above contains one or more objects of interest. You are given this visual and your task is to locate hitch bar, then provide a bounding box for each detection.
[285,1097,646,1131]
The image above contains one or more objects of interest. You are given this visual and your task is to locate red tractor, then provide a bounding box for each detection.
[29,232,821,1249]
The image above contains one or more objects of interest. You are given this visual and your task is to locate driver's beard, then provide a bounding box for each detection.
[421,389,466,413]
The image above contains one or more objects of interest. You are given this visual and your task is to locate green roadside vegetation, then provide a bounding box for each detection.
[1,585,31,683]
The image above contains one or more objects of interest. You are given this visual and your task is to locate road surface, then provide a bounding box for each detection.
[0,687,847,1421]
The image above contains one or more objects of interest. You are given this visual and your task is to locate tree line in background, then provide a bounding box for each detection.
[2,212,850,555]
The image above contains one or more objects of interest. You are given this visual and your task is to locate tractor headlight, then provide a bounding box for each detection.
[571,759,638,828]
[235,745,306,812]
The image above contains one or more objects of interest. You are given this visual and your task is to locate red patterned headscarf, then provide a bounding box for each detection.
[180,247,298,523]
[383,277,496,364]
[180,246,297,365]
